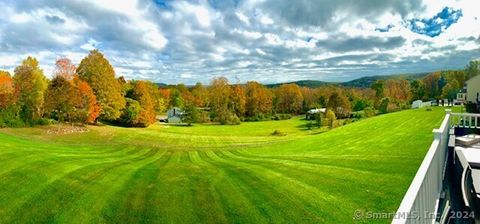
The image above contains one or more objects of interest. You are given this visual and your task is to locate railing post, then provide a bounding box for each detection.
[393,111,452,224]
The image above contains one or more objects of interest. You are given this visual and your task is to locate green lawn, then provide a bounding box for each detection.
[0,108,447,223]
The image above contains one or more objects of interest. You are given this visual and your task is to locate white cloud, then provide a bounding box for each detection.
[260,15,274,25]
[80,39,100,51]
[0,0,479,84]
[256,48,267,55]
[236,12,250,25]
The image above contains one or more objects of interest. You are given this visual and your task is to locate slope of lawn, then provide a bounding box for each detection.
[0,108,447,223]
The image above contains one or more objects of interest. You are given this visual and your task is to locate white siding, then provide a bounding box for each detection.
[466,75,480,103]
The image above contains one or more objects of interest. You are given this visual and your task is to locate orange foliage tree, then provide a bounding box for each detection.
[120,80,157,127]
[0,71,15,108]
[132,81,156,126]
[44,58,100,123]
[275,83,304,114]
[245,81,272,117]
[230,84,246,117]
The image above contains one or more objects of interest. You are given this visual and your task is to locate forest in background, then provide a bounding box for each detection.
[0,49,479,128]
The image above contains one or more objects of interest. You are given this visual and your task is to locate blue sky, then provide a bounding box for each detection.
[0,0,479,84]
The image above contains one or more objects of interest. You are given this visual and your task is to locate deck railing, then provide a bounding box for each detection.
[450,113,480,129]
[392,112,451,224]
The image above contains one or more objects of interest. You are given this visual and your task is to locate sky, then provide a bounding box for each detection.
[0,0,479,84]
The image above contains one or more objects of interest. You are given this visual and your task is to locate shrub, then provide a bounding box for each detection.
[386,102,400,113]
[271,130,286,136]
[228,114,241,125]
[272,113,292,120]
[0,105,22,128]
[244,114,270,122]
[325,109,336,129]
[215,111,241,125]
[364,107,376,117]
[119,98,143,127]
[378,98,390,114]
[351,111,365,119]
[466,102,480,113]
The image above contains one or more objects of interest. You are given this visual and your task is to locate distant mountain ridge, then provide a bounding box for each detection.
[155,72,435,88]
[340,72,431,88]
[266,72,432,88]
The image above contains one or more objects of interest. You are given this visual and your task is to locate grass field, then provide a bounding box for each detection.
[0,108,447,223]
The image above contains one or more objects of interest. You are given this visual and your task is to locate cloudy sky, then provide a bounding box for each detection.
[0,0,479,84]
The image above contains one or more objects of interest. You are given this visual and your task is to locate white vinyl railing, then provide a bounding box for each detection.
[450,113,480,129]
[392,112,451,224]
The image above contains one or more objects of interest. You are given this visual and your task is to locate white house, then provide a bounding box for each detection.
[422,101,432,107]
[167,107,183,123]
[306,108,326,119]
[412,100,432,109]
[456,86,467,104]
[411,100,423,109]
[466,75,480,103]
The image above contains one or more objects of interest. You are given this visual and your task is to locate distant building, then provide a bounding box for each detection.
[456,86,467,105]
[412,100,432,109]
[167,107,183,123]
[306,108,326,120]
[466,75,480,103]
[412,100,423,109]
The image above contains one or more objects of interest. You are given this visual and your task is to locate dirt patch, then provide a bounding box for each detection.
[45,125,89,135]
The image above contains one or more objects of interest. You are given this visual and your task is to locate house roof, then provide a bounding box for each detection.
[307,108,326,114]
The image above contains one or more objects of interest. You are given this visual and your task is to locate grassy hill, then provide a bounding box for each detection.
[0,108,446,223]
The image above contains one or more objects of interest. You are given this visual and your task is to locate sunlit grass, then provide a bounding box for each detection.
[0,108,447,223]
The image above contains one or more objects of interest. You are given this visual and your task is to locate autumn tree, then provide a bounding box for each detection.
[44,58,99,123]
[371,80,385,99]
[0,70,20,127]
[230,84,246,117]
[158,88,171,108]
[209,77,238,124]
[55,57,76,80]
[131,81,156,126]
[383,79,411,101]
[423,72,441,99]
[325,109,336,129]
[191,82,209,108]
[410,79,426,101]
[275,83,303,114]
[245,81,272,118]
[301,87,317,111]
[77,50,125,120]
[73,77,100,123]
[145,83,166,114]
[327,91,351,118]
[348,88,374,111]
[44,76,74,122]
[121,80,157,127]
[0,71,15,108]
[13,57,48,123]
[441,79,460,101]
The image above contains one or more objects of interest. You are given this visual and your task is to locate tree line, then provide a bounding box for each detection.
[0,50,163,127]
[0,49,478,128]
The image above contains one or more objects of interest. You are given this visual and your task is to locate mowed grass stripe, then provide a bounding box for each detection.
[1,147,166,223]
[0,108,447,223]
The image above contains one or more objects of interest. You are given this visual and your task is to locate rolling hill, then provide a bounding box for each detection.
[266,72,432,89]
[0,108,446,223]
